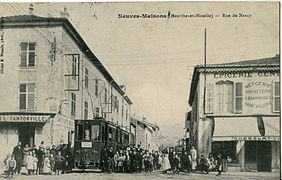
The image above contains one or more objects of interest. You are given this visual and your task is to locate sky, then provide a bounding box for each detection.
[0,2,279,137]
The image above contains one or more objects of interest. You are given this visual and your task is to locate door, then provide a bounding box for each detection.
[18,124,35,148]
[257,141,271,172]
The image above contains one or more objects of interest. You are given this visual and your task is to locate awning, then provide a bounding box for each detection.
[212,117,261,141]
[262,116,280,137]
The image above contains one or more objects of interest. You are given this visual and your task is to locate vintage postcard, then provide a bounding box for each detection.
[0,2,280,179]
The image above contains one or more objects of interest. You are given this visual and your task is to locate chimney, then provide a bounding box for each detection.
[60,7,69,19]
[119,85,126,92]
[142,116,146,122]
[29,4,34,15]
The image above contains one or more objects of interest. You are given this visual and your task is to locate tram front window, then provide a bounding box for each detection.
[91,125,100,141]
[76,124,83,140]
[84,125,91,140]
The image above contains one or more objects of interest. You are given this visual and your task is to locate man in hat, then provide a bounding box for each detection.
[12,142,22,174]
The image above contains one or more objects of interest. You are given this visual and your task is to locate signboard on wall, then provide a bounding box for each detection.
[0,115,49,122]
[244,81,273,109]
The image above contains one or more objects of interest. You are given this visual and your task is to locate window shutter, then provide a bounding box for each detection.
[205,83,214,113]
[273,81,280,112]
[235,82,243,113]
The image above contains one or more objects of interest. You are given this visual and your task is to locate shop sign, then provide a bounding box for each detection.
[0,115,49,122]
[81,141,92,148]
[244,81,272,109]
[232,136,280,141]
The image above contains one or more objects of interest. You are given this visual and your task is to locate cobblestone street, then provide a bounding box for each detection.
[0,171,279,180]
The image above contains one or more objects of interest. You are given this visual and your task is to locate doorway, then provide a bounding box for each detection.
[18,124,35,148]
[257,141,271,172]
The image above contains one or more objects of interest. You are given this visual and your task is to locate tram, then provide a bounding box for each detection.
[73,118,130,169]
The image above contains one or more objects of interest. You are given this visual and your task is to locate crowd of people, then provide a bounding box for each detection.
[3,141,71,178]
[3,142,224,178]
[100,145,224,176]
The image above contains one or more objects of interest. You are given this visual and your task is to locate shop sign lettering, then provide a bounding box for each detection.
[244,81,272,108]
[0,115,48,122]
[233,136,280,141]
[213,71,279,79]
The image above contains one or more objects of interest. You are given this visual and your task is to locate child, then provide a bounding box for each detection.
[3,154,11,176]
[54,151,65,175]
[173,154,180,174]
[8,154,16,178]
[26,151,34,175]
[33,152,38,175]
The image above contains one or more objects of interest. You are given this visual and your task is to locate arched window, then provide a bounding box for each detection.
[215,80,234,113]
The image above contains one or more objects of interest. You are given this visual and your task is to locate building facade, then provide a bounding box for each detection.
[131,117,160,151]
[188,55,280,172]
[0,14,132,165]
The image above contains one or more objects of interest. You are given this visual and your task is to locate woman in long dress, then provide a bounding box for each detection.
[190,146,197,172]
[22,144,30,166]
[161,153,171,173]
[42,155,51,175]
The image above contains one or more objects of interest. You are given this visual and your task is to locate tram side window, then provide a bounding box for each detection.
[91,125,100,141]
[120,132,123,144]
[101,125,106,142]
[109,127,113,142]
[84,125,91,140]
[76,124,83,140]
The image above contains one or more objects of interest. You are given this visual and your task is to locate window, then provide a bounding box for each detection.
[105,88,107,103]
[19,83,35,110]
[273,81,280,112]
[85,68,88,89]
[84,101,88,119]
[95,106,100,117]
[215,80,234,113]
[95,79,99,96]
[84,125,91,140]
[205,83,214,113]
[71,93,76,116]
[235,82,243,112]
[75,123,83,140]
[71,55,77,76]
[109,127,113,142]
[91,125,100,141]
[20,42,36,68]
[115,96,119,112]
[122,104,124,117]
[126,109,128,120]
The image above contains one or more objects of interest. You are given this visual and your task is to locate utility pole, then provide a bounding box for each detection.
[203,28,207,114]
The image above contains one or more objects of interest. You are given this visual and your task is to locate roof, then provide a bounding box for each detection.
[131,117,159,131]
[188,55,280,105]
[2,15,132,102]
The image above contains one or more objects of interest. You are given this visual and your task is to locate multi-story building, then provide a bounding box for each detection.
[131,117,159,151]
[188,55,280,172]
[0,14,132,164]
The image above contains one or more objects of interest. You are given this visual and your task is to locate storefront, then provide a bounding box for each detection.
[212,115,280,172]
[0,112,55,168]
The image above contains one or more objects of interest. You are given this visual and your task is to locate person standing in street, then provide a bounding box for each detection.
[107,147,114,173]
[190,146,197,173]
[12,142,23,174]
[161,152,171,174]
[216,153,223,176]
